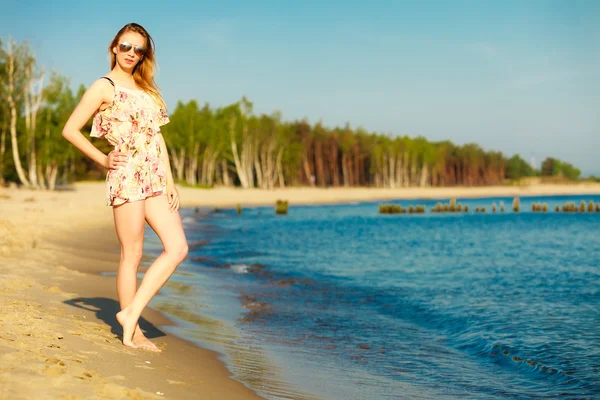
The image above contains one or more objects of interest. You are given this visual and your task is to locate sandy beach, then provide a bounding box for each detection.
[2,180,600,399]
[0,183,266,400]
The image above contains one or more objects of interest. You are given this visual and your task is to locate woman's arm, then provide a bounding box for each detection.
[158,132,180,212]
[158,132,174,184]
[61,79,127,169]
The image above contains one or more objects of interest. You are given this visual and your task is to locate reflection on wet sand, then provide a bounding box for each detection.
[154,298,318,400]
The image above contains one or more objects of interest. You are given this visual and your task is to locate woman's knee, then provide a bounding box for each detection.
[166,242,188,263]
[120,246,143,266]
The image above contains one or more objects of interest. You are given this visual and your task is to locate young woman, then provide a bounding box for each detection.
[62,23,188,352]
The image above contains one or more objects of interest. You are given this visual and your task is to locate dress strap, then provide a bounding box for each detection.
[101,76,115,87]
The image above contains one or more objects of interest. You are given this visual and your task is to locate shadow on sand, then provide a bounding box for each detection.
[64,297,166,340]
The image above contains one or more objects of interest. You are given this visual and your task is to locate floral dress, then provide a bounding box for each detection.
[90,80,170,207]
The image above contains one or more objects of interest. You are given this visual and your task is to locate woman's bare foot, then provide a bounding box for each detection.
[133,337,162,352]
[132,327,162,352]
[116,308,138,349]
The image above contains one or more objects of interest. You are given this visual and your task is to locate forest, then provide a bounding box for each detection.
[0,38,583,190]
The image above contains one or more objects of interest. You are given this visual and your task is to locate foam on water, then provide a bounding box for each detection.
[230,264,251,274]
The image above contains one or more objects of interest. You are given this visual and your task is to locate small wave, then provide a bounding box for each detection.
[453,335,595,391]
[231,264,251,274]
[181,216,197,225]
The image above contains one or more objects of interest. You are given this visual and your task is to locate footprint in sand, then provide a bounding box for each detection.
[43,357,67,376]
[43,286,62,293]
[43,365,67,376]
[74,371,100,381]
[44,358,65,366]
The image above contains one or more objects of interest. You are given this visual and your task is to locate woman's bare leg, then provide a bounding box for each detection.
[116,194,188,350]
[113,200,160,351]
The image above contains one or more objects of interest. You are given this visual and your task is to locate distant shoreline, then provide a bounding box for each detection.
[5,180,600,208]
[170,181,600,208]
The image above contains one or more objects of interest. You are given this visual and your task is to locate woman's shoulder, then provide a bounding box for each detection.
[86,77,116,103]
[91,76,116,90]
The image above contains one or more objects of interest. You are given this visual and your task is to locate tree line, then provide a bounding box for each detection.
[0,37,582,190]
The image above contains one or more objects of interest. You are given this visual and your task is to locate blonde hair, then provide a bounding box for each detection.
[108,23,167,109]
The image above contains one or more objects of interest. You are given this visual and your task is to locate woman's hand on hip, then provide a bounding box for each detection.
[166,182,180,212]
[105,150,129,169]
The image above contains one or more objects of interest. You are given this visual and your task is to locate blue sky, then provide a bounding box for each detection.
[3,0,600,175]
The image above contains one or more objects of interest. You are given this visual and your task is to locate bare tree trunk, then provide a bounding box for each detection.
[346,150,354,187]
[4,42,31,187]
[221,160,231,187]
[48,163,59,190]
[43,107,52,188]
[270,143,278,188]
[276,147,285,188]
[191,143,200,186]
[299,132,314,186]
[387,152,396,188]
[200,147,219,187]
[341,153,349,187]
[258,139,279,189]
[199,150,207,185]
[36,160,46,189]
[330,140,340,186]
[0,115,6,185]
[303,156,313,187]
[24,66,32,183]
[254,139,264,189]
[168,146,185,182]
[263,143,271,189]
[419,164,429,187]
[199,147,210,186]
[230,120,256,188]
[267,141,276,189]
[185,142,199,185]
[395,155,403,188]
[381,153,389,188]
[315,141,326,187]
[353,146,360,186]
[23,67,44,189]
[410,154,418,187]
[36,107,52,190]
[46,161,58,190]
[402,152,410,187]
[243,128,254,188]
[206,150,218,187]
[230,119,249,188]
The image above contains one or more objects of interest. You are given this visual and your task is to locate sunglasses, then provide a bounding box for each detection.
[118,42,145,57]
